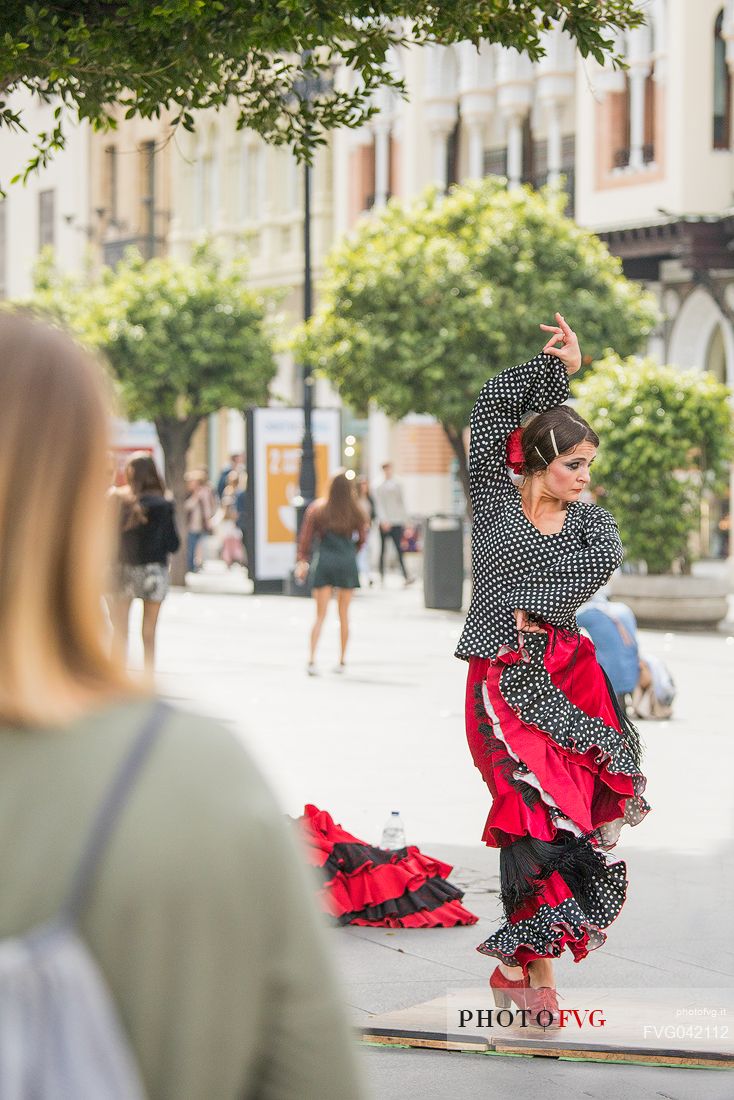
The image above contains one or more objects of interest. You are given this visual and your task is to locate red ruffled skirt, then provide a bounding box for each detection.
[294,804,478,928]
[466,625,650,976]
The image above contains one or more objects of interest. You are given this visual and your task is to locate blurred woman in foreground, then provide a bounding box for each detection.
[0,313,365,1100]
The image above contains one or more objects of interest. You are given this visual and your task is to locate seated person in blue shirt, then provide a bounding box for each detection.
[577,589,640,709]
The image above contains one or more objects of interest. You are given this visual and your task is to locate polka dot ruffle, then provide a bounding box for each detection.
[499,633,649,789]
[476,875,627,966]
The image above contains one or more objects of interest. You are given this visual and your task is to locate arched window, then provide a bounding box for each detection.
[713,9,731,149]
[706,323,727,384]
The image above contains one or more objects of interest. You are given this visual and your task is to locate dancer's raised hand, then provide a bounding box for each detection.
[540,313,582,375]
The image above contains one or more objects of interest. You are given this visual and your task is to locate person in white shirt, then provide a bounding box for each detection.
[374,462,414,586]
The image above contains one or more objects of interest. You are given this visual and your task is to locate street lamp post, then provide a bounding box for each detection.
[290,55,333,572]
[296,152,316,520]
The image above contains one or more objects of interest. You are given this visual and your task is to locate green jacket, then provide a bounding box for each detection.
[0,699,367,1100]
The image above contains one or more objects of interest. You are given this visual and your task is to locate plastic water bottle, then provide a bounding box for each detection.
[380,811,406,850]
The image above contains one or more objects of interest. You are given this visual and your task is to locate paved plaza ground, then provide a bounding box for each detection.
[127,569,734,1098]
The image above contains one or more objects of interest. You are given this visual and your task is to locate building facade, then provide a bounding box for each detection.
[0,91,91,299]
[165,106,338,472]
[328,0,734,552]
[89,109,174,269]
[1,2,732,552]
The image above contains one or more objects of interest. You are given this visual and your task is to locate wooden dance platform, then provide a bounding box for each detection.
[358,986,734,1069]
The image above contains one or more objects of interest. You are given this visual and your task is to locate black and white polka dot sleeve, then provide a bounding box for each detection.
[507,507,624,624]
[469,353,570,514]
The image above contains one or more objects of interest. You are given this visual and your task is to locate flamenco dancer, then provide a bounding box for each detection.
[455,312,650,1027]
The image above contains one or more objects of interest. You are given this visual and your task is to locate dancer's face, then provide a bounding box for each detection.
[543,441,597,501]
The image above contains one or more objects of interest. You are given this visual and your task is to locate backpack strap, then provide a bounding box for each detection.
[59,700,169,927]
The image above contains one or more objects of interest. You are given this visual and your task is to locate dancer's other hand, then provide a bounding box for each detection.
[514,609,545,634]
[540,313,582,375]
[294,560,309,582]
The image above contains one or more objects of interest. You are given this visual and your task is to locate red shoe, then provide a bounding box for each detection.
[524,986,562,1030]
[489,965,530,1010]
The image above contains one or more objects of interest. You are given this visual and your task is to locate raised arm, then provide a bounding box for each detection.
[509,507,624,625]
[469,352,570,512]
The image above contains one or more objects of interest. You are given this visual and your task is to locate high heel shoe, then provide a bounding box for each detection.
[524,986,562,1030]
[490,969,562,1029]
[489,965,529,1009]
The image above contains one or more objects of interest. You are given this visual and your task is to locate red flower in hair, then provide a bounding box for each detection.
[505,427,525,474]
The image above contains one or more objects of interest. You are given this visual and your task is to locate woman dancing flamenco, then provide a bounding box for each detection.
[456,312,650,1028]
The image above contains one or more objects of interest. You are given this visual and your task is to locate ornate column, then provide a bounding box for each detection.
[426,105,458,190]
[424,109,453,189]
[458,42,495,181]
[425,43,459,190]
[505,112,524,188]
[545,100,563,184]
[496,48,533,188]
[535,28,575,184]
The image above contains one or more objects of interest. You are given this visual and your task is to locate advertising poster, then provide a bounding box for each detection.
[247,407,341,586]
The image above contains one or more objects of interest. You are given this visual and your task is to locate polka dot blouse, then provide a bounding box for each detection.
[455,353,624,662]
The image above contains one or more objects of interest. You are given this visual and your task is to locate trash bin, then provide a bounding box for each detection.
[423,515,464,611]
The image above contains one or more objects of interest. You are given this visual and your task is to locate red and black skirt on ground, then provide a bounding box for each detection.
[466,624,650,977]
[293,804,478,928]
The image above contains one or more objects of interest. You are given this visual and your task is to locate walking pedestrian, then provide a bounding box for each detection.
[0,311,366,1100]
[184,469,215,574]
[109,452,180,676]
[456,312,650,1029]
[355,474,376,586]
[295,472,368,675]
[374,461,414,586]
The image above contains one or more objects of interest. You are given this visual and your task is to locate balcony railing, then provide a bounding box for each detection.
[364,192,392,210]
[613,144,655,169]
[102,235,157,267]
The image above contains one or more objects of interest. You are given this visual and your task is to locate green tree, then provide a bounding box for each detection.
[574,355,734,574]
[1,1,644,188]
[25,247,276,582]
[295,178,658,512]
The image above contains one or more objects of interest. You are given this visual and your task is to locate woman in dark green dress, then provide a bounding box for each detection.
[295,472,368,676]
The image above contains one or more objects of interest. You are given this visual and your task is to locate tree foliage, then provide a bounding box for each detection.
[1,1,644,187]
[295,178,658,509]
[574,355,734,574]
[29,246,276,424]
[89,249,276,422]
[22,246,276,579]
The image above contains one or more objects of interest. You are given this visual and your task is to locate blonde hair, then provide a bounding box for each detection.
[0,312,132,726]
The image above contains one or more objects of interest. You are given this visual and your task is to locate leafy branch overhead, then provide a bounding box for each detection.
[1,1,645,184]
